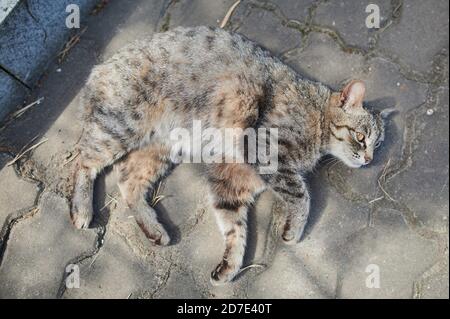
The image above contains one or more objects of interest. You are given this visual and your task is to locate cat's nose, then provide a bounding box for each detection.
[364,154,372,164]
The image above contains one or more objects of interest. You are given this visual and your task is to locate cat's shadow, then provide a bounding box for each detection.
[153,202,182,245]
[91,168,111,229]
[242,203,259,268]
[304,163,331,238]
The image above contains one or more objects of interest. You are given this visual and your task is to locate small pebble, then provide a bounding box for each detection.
[56,68,62,73]
[396,82,400,86]
[426,109,434,116]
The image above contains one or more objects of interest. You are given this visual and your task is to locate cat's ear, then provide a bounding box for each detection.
[380,107,397,119]
[340,80,366,111]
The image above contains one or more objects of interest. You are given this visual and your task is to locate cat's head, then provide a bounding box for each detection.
[326,80,394,168]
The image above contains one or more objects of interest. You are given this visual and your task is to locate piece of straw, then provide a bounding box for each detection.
[62,150,80,167]
[7,136,48,166]
[220,0,241,29]
[377,158,396,202]
[11,97,44,119]
[151,182,166,207]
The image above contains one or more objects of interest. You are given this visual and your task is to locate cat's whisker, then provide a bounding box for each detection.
[327,159,342,172]
[323,158,339,169]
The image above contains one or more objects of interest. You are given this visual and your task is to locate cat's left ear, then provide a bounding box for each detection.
[340,80,365,111]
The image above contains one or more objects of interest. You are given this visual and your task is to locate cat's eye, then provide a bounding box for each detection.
[375,140,381,148]
[356,132,365,142]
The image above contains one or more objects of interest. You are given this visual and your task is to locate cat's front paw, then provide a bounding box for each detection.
[210,260,237,286]
[281,220,306,245]
[70,205,93,229]
[135,219,171,246]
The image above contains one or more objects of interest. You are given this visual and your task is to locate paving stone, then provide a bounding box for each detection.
[0,1,46,86]
[0,69,28,121]
[160,0,238,30]
[338,209,439,298]
[378,0,449,74]
[246,247,329,298]
[150,265,205,299]
[100,0,166,59]
[0,154,38,235]
[0,191,96,298]
[233,4,302,55]
[0,0,96,86]
[386,87,449,232]
[313,0,391,51]
[419,256,449,299]
[63,229,168,299]
[285,32,365,89]
[276,0,319,22]
[363,57,428,113]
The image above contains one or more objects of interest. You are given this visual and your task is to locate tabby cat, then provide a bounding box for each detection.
[71,26,392,285]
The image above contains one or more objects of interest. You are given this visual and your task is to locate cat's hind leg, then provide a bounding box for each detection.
[72,132,126,229]
[207,163,266,285]
[116,144,174,246]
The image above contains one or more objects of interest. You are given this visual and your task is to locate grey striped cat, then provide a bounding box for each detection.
[71,26,392,285]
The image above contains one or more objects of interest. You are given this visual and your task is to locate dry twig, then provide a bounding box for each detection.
[7,136,48,166]
[58,27,88,62]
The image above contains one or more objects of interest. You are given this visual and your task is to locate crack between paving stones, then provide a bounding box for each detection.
[147,261,174,298]
[0,205,40,268]
[243,0,443,86]
[157,0,180,32]
[365,56,448,297]
[56,224,107,298]
[412,253,448,299]
[0,64,32,90]
[23,0,48,43]
[129,253,179,299]
[0,157,45,267]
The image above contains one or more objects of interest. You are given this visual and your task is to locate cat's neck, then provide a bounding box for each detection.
[266,72,335,169]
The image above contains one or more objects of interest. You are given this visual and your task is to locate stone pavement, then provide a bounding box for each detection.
[0,0,448,299]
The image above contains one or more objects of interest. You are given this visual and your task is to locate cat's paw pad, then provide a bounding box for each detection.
[210,261,234,286]
[70,207,93,229]
[281,230,299,245]
[281,222,306,245]
[136,220,171,246]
